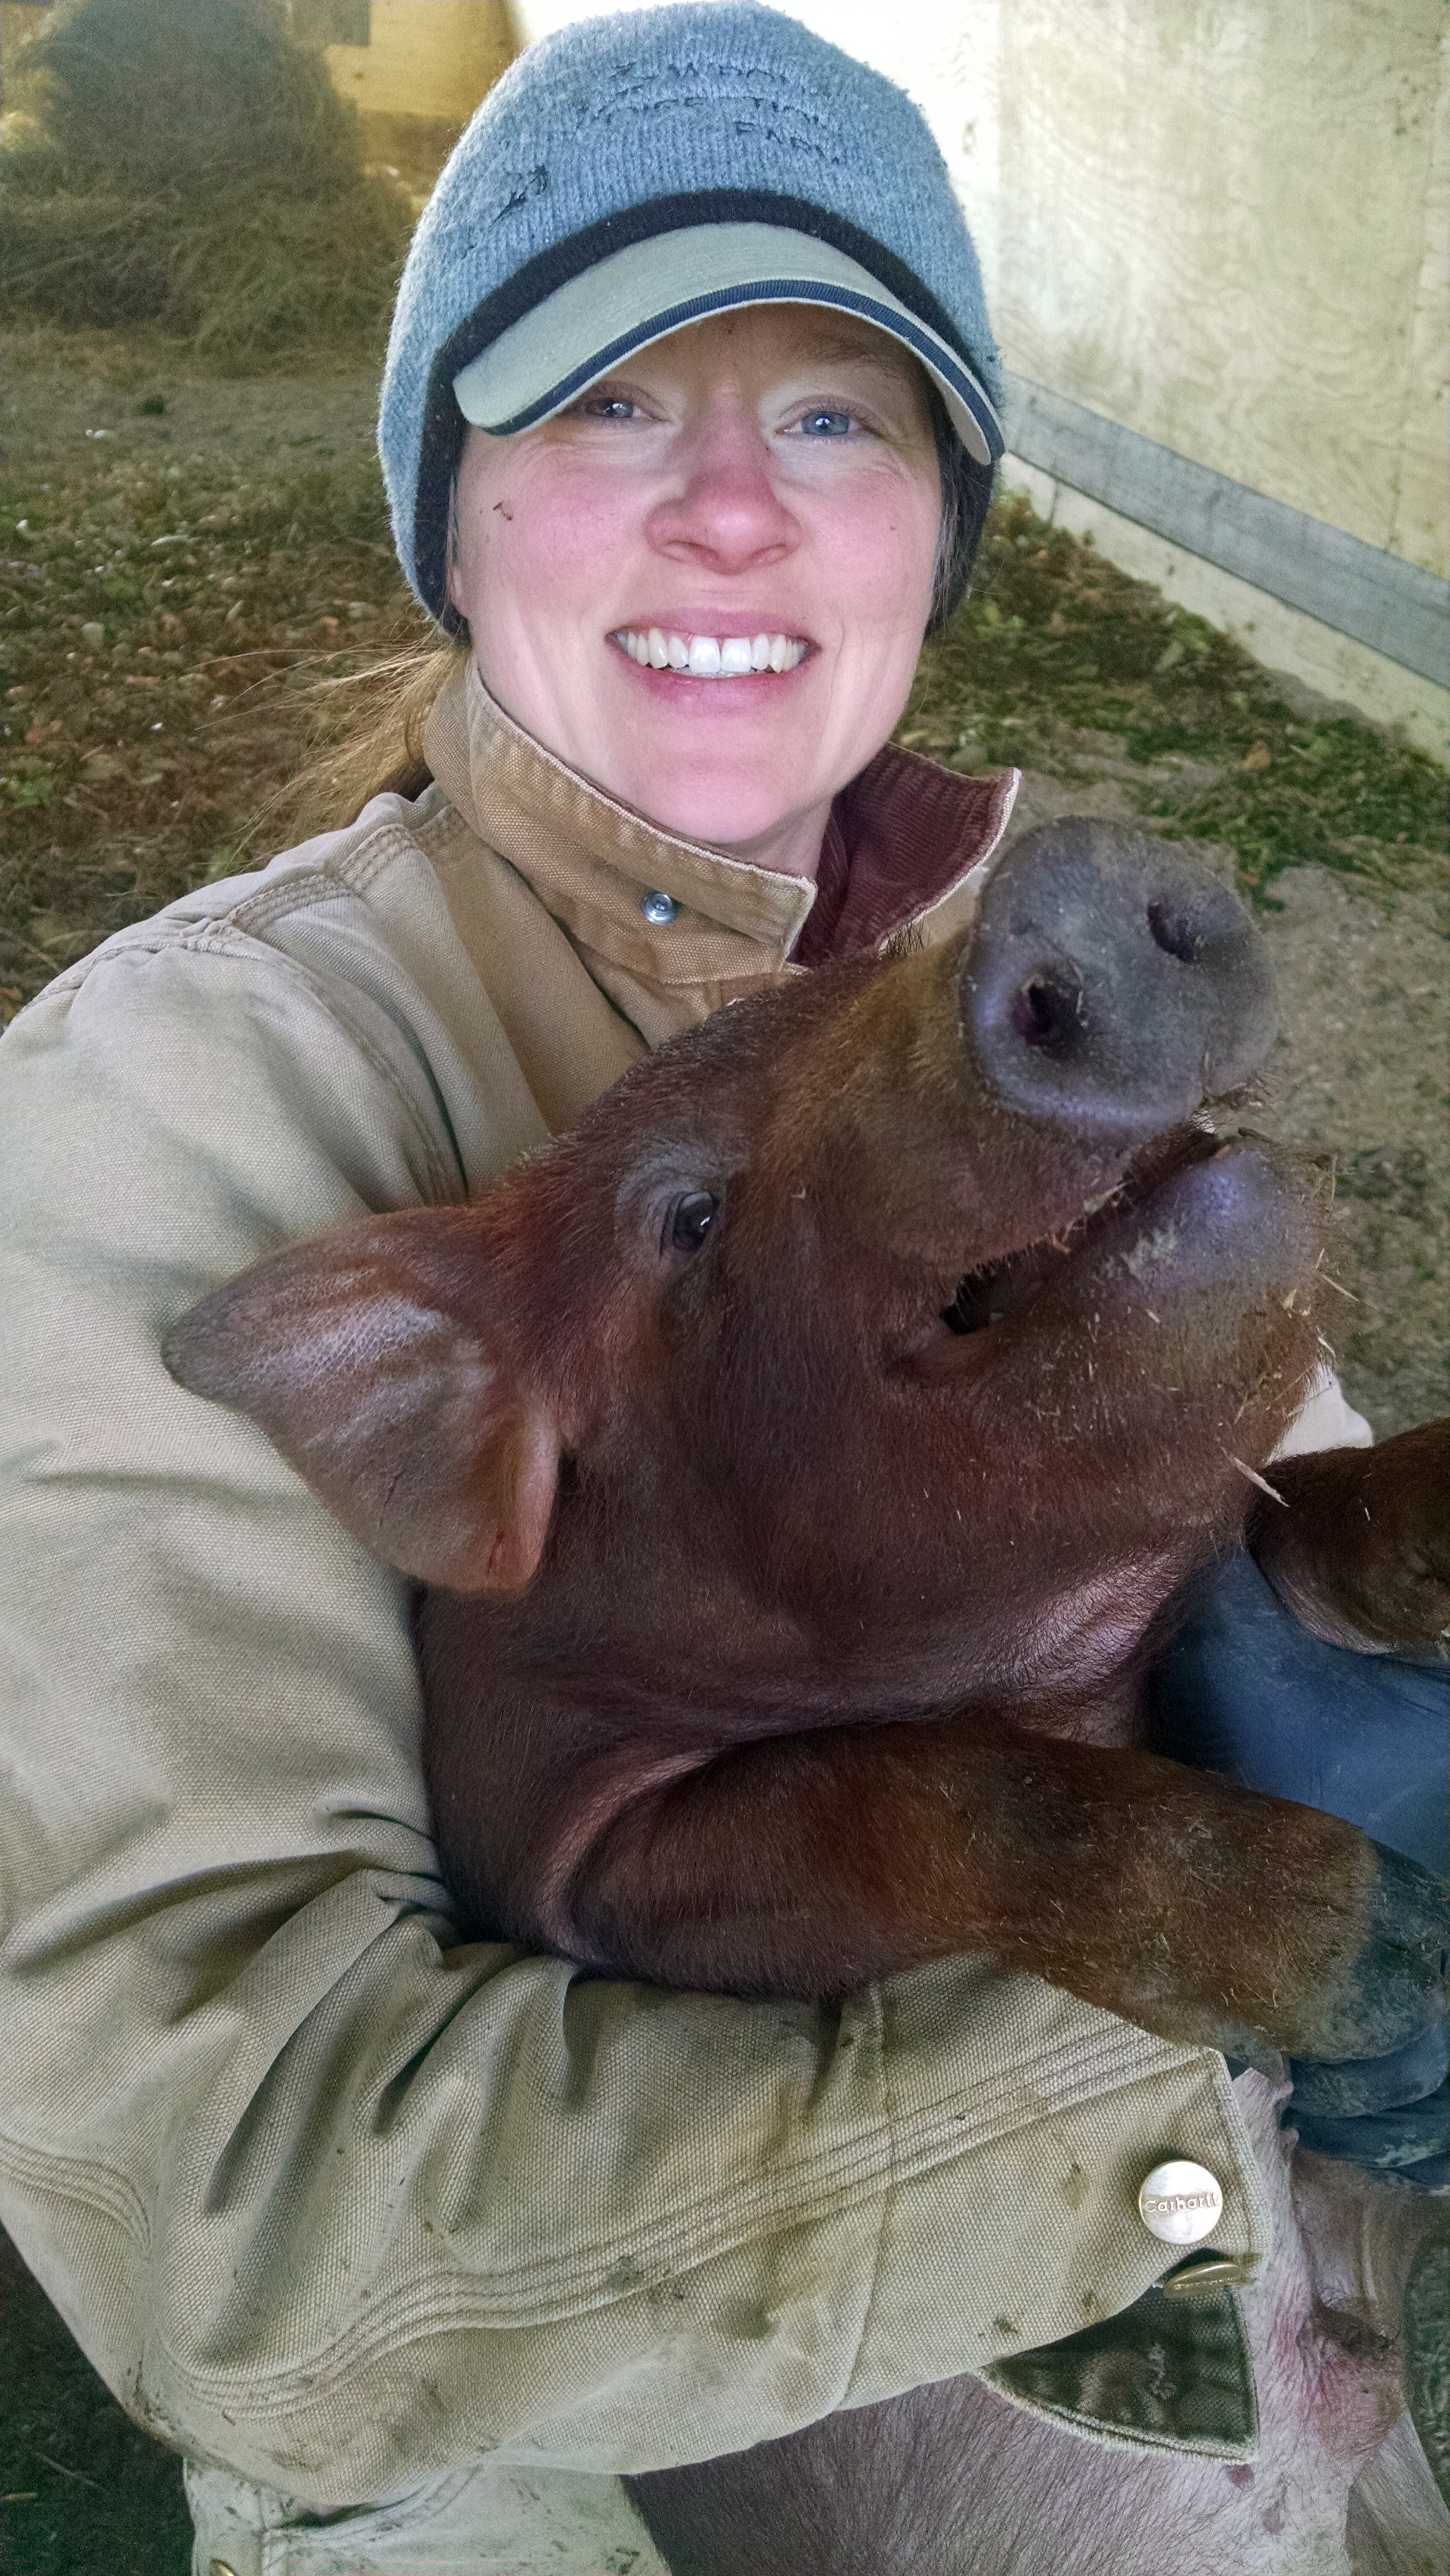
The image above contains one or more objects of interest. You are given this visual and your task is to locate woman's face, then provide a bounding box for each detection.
[447,305,943,878]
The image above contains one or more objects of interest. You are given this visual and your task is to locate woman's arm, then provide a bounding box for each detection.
[1,924,1269,2499]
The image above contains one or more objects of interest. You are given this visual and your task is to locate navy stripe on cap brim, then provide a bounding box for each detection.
[452,222,1002,469]
[463,281,1002,467]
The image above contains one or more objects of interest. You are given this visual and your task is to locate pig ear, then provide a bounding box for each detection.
[162,1213,559,1594]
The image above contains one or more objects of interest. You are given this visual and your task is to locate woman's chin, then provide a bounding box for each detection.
[616,769,823,863]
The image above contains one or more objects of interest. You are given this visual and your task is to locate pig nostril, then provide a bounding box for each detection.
[1011,974,1082,1050]
[1148,899,1205,964]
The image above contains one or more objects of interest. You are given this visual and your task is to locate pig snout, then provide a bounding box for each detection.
[963,821,1275,1138]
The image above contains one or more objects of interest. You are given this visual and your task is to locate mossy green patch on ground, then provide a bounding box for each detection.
[2,377,427,1017]
[901,493,1446,897]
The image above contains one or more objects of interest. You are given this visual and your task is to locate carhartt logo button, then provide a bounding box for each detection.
[640,888,678,924]
[1137,2158,1224,2244]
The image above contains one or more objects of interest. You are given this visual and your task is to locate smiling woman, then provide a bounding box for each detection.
[1,10,1421,2576]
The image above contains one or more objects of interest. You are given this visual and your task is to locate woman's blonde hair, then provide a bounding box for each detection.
[279,633,469,842]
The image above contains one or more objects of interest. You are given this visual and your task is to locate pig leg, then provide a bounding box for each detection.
[1249,1421,1449,1658]
[1347,2411,1449,2576]
[629,2075,1430,2576]
[554,1713,1446,2068]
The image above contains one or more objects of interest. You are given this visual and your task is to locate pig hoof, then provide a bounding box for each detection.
[1288,2003,1449,2119]
[1297,1844,1448,2063]
[1291,2078,1449,2172]
[1404,2233,1449,2507]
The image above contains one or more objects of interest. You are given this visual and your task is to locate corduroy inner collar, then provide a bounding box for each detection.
[422,657,1018,976]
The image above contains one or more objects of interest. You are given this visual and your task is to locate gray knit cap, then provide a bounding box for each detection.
[379,2,1001,626]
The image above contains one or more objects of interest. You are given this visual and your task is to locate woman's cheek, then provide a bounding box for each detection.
[820,481,938,631]
[455,453,639,644]
[501,459,641,610]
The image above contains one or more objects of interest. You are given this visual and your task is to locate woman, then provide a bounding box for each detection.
[0,11,1432,2574]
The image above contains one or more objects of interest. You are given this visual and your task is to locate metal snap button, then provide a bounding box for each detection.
[1158,2249,1250,2297]
[1137,2157,1224,2244]
[640,888,678,925]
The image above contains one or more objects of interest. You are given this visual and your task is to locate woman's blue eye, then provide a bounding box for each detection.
[580,397,637,420]
[798,409,853,438]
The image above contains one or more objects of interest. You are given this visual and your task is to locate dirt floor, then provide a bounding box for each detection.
[1,324,1446,2572]
[0,2227,193,2576]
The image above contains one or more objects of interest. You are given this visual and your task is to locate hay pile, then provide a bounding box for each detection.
[2,0,411,364]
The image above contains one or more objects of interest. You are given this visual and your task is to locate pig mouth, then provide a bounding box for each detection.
[941,1118,1234,1336]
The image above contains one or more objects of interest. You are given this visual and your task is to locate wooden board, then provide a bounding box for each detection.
[1003,370,1449,681]
[948,0,1448,577]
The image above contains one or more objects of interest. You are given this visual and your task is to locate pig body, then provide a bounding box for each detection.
[167,822,1448,2574]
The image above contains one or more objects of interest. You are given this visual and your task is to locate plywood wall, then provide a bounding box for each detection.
[950,0,1447,581]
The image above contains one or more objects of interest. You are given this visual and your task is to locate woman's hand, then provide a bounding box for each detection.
[1151,1461,1449,2184]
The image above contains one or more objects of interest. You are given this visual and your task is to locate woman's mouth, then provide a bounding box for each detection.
[609,626,810,677]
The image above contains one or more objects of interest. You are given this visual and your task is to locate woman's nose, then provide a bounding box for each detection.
[644,411,800,574]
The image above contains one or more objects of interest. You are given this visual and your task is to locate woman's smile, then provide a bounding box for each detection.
[608,626,811,677]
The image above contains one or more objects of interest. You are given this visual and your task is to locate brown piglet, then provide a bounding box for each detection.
[166,821,1446,2067]
[166,821,1448,2573]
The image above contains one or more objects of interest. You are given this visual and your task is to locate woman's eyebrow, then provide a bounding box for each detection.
[778,335,924,391]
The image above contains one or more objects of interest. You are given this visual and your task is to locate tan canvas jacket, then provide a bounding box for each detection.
[0,665,1271,2537]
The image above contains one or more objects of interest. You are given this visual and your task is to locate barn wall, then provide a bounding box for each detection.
[0,1,518,131]
[943,0,1447,581]
[322,0,515,126]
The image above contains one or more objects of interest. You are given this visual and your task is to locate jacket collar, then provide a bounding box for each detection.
[422,658,1018,982]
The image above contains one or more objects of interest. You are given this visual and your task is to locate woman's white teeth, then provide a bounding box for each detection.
[615,627,806,676]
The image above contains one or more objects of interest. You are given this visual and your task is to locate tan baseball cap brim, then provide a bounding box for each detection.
[453,222,1003,468]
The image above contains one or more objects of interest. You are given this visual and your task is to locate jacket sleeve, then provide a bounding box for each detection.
[0,931,1270,2506]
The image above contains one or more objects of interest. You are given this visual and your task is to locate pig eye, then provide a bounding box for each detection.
[666,1191,718,1255]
